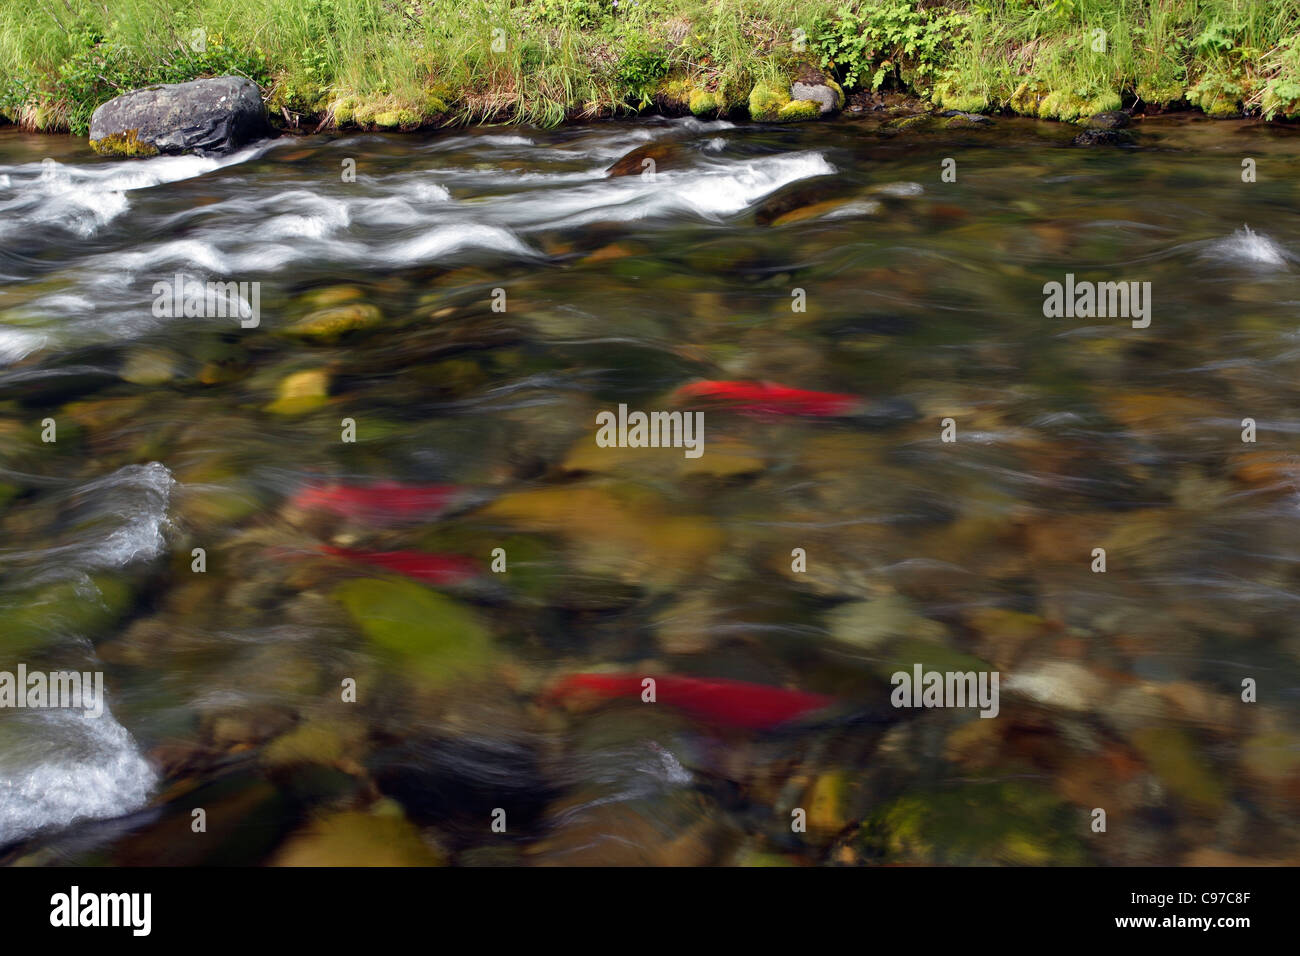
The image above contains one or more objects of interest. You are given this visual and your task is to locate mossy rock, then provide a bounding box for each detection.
[777,99,820,122]
[748,80,791,122]
[1009,80,1049,117]
[89,129,159,157]
[1037,90,1089,122]
[884,113,932,131]
[283,304,382,343]
[374,109,421,129]
[1136,79,1186,108]
[857,780,1088,865]
[1035,89,1120,123]
[735,848,799,866]
[688,89,719,117]
[932,79,989,114]
[826,77,846,110]
[943,112,994,130]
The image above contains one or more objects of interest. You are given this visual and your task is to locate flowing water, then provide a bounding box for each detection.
[1,113,1299,865]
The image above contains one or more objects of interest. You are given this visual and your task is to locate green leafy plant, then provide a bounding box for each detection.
[812,1,967,93]
[615,36,669,108]
[533,0,614,28]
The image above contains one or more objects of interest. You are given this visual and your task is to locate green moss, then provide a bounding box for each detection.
[933,80,989,113]
[374,109,420,128]
[688,88,719,116]
[748,80,790,122]
[1038,90,1088,122]
[777,98,820,122]
[885,112,931,130]
[1136,79,1186,108]
[423,86,449,115]
[825,77,845,109]
[1189,74,1244,117]
[1009,79,1049,116]
[657,76,692,109]
[89,128,158,157]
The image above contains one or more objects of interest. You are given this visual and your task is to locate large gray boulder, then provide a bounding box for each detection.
[89,76,269,157]
[791,80,844,116]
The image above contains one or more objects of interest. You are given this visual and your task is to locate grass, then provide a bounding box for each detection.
[1,0,1299,136]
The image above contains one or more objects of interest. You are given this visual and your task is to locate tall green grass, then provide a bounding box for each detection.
[1,0,1298,133]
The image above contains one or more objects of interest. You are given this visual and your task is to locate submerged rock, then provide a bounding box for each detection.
[266,368,330,415]
[370,736,556,848]
[333,576,496,683]
[89,76,269,157]
[1072,127,1135,147]
[605,142,689,177]
[119,347,179,385]
[272,804,445,866]
[940,110,994,129]
[283,303,382,342]
[856,780,1088,865]
[883,113,933,132]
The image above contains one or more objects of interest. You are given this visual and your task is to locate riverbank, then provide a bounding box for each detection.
[2,0,1300,139]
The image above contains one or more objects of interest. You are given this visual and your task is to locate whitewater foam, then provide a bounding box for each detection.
[0,704,157,844]
[1203,225,1291,267]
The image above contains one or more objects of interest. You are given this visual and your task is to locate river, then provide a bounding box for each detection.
[1,112,1297,865]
